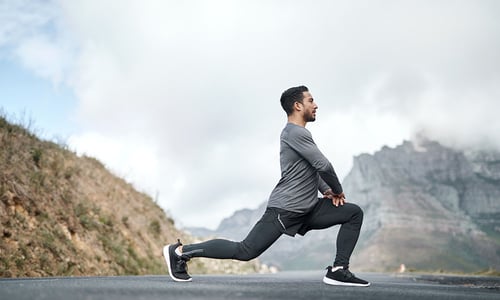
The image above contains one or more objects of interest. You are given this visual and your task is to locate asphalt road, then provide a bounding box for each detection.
[1,271,499,300]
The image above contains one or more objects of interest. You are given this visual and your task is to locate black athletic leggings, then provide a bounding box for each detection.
[182,199,363,267]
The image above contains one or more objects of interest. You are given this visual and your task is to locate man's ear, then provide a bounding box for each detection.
[293,101,303,112]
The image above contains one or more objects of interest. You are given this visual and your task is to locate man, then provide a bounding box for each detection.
[163,85,370,287]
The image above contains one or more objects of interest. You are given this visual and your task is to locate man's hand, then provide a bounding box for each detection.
[322,189,346,207]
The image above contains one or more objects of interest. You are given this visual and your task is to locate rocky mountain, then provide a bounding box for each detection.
[188,139,500,273]
[0,115,260,277]
[345,139,500,272]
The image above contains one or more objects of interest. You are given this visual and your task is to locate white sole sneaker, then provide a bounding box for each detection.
[163,244,192,282]
[323,276,370,287]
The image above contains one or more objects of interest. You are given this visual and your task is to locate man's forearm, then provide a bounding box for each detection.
[318,169,343,195]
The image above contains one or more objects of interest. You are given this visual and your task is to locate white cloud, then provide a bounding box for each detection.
[68,132,161,193]
[0,0,77,86]
[15,35,72,85]
[0,0,56,47]
[2,0,500,228]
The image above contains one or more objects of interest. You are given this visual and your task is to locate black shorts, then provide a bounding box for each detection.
[267,197,343,236]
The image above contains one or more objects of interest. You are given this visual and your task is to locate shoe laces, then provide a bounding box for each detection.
[180,253,192,262]
[173,239,189,273]
[341,267,355,279]
[176,258,189,273]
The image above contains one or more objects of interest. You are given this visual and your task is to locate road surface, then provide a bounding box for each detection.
[1,271,499,300]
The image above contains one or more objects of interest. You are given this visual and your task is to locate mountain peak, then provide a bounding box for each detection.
[344,138,500,272]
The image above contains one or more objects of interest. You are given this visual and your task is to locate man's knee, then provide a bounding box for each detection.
[347,203,364,228]
[353,203,363,219]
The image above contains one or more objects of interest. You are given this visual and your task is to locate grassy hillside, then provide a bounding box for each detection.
[0,115,260,277]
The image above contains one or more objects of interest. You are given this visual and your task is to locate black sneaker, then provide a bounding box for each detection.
[163,239,192,282]
[323,266,370,287]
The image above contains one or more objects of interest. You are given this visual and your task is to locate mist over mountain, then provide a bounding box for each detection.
[187,138,500,272]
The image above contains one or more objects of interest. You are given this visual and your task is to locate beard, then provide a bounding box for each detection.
[305,111,316,122]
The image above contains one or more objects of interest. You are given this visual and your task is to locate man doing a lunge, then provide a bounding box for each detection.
[163,85,370,287]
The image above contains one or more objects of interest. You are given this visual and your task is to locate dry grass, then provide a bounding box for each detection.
[0,114,261,277]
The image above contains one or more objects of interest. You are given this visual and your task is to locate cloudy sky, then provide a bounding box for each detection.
[1,0,499,229]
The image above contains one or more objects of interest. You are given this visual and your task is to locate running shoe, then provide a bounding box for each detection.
[323,266,370,287]
[163,239,192,282]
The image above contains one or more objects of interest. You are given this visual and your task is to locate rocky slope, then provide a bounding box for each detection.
[0,116,260,277]
[188,139,500,273]
[344,139,500,272]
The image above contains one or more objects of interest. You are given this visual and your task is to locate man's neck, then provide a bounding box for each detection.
[287,115,307,127]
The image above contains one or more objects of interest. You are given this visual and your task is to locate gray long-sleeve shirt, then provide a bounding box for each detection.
[267,123,343,213]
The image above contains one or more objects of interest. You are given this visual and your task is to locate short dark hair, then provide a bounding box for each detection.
[280,85,309,116]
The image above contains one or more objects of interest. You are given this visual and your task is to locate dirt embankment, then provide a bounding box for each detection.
[0,116,260,277]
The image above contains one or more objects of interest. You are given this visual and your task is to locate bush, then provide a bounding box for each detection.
[149,219,161,236]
